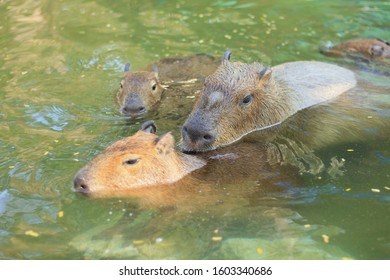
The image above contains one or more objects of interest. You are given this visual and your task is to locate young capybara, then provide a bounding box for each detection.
[73,121,206,195]
[116,65,164,117]
[116,54,220,117]
[73,121,291,206]
[181,51,357,152]
[321,38,390,59]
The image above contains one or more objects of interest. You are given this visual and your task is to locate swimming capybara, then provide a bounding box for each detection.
[116,65,164,117]
[73,121,206,195]
[116,54,220,117]
[72,121,291,206]
[181,51,357,152]
[321,38,390,59]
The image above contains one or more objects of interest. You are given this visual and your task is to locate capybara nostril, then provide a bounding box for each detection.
[182,125,188,135]
[122,105,146,116]
[73,176,90,193]
[182,124,215,147]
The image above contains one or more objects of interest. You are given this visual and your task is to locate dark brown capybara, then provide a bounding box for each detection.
[116,54,220,117]
[181,51,356,152]
[321,38,390,59]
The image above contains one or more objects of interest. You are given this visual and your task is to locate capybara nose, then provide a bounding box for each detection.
[122,105,146,116]
[73,175,90,194]
[182,125,215,147]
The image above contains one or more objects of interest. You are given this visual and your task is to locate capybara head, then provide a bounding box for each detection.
[181,51,283,152]
[116,64,164,117]
[73,121,205,196]
[369,38,390,58]
[321,38,390,59]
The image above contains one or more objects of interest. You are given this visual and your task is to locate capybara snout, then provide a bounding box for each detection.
[121,93,146,116]
[73,171,90,194]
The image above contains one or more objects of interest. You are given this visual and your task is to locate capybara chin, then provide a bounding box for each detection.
[73,121,206,196]
[321,38,390,59]
[181,51,356,152]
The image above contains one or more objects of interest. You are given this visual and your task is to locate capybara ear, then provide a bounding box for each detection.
[154,132,175,155]
[223,50,232,61]
[124,63,131,72]
[370,45,384,57]
[140,120,157,134]
[376,38,389,46]
[258,67,272,82]
[151,66,158,78]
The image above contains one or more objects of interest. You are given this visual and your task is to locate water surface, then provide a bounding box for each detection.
[0,0,389,259]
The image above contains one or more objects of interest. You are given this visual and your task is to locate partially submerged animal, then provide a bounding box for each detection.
[116,64,164,117]
[73,121,206,194]
[73,120,288,204]
[321,38,390,60]
[181,51,357,152]
[116,54,220,117]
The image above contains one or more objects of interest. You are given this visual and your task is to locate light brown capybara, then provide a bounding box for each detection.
[181,51,356,152]
[321,38,390,59]
[73,121,291,207]
[116,54,220,117]
[73,120,206,194]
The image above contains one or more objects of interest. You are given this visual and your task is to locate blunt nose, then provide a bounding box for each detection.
[73,175,90,194]
[182,124,215,148]
[121,94,146,116]
[122,105,146,116]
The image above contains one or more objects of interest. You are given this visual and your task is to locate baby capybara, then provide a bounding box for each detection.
[181,51,356,152]
[73,121,206,195]
[117,54,220,117]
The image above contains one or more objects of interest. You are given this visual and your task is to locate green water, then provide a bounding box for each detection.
[0,0,389,259]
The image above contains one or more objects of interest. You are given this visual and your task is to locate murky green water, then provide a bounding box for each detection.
[0,0,389,259]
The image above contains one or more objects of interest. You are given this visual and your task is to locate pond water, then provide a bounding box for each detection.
[0,0,389,260]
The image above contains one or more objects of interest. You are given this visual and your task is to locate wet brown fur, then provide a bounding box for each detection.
[182,56,356,152]
[74,129,206,194]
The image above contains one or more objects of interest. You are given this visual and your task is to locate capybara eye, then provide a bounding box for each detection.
[151,83,157,91]
[241,94,253,106]
[123,158,139,166]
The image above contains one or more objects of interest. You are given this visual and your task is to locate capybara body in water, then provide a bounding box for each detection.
[181,51,356,152]
[117,54,220,117]
[321,38,390,60]
[73,121,288,206]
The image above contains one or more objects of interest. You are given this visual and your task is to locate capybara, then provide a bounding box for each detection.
[321,38,390,59]
[116,54,220,117]
[73,121,292,206]
[181,51,356,152]
[73,121,206,194]
[116,65,164,116]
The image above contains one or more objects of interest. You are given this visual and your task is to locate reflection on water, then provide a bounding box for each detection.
[25,105,75,131]
[0,0,389,259]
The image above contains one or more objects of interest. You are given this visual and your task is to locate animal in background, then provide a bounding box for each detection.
[321,38,390,60]
[116,54,220,117]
